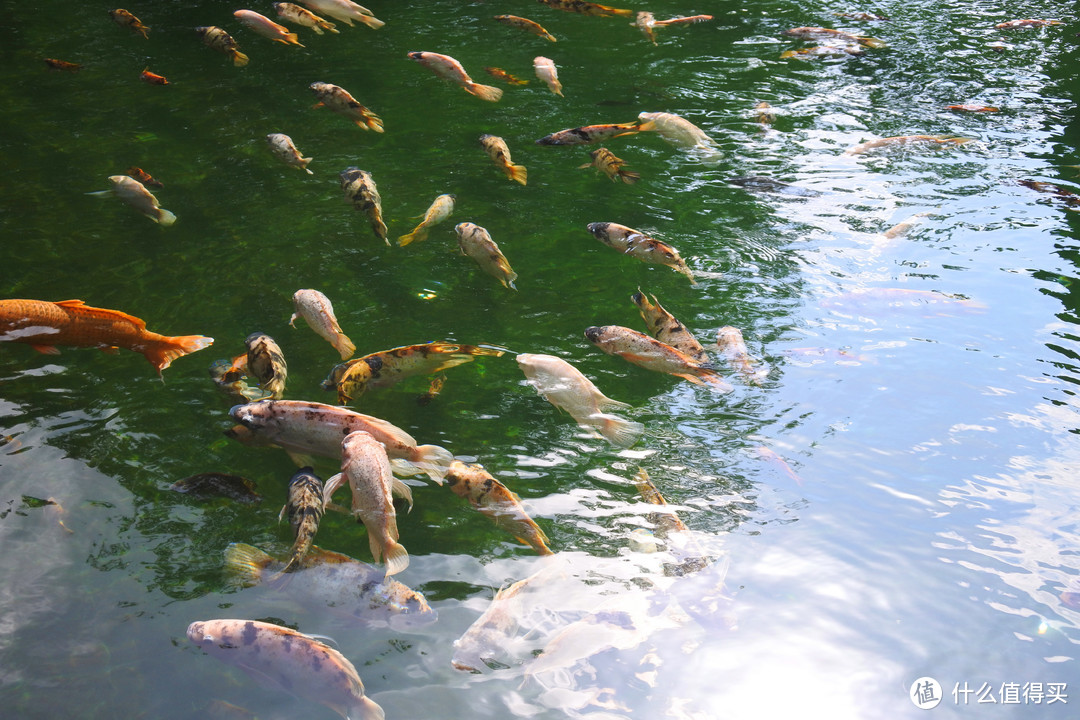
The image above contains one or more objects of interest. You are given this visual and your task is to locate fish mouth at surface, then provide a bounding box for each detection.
[584,326,603,342]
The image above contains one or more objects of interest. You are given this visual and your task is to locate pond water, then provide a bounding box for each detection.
[1,0,1079,718]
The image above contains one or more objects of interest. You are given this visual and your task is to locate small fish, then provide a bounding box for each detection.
[300,0,384,29]
[995,19,1062,29]
[495,14,556,41]
[578,147,639,183]
[536,122,641,145]
[234,9,304,46]
[416,374,445,406]
[187,619,386,720]
[107,175,176,225]
[408,51,503,102]
[196,26,249,66]
[533,56,563,96]
[224,543,436,628]
[755,101,776,125]
[483,66,529,85]
[880,210,933,239]
[398,194,455,246]
[243,331,288,399]
[634,12,713,44]
[585,325,730,388]
[0,299,211,374]
[480,134,527,185]
[780,44,864,59]
[125,166,163,188]
[845,134,974,155]
[110,9,149,38]
[537,0,633,18]
[631,290,709,363]
[324,342,505,404]
[339,167,388,243]
[229,400,454,482]
[446,460,552,555]
[290,288,355,360]
[455,222,518,290]
[946,103,999,112]
[42,497,74,535]
[834,11,889,21]
[325,431,409,576]
[637,111,718,151]
[727,176,822,197]
[516,352,643,447]
[140,68,168,85]
[1018,179,1080,207]
[273,2,338,34]
[586,221,696,284]
[44,58,83,71]
[716,326,766,384]
[309,82,383,132]
[209,359,268,401]
[278,467,324,573]
[266,133,313,175]
[782,26,887,47]
[170,473,261,503]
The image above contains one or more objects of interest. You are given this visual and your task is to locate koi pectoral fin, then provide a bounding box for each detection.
[30,344,61,355]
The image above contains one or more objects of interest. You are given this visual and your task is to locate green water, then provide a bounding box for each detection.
[2,0,1079,717]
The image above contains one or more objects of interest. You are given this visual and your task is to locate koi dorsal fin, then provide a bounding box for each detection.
[54,300,147,330]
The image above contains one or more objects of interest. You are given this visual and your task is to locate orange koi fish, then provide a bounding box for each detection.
[0,299,212,375]
[446,461,553,555]
[44,58,83,71]
[140,68,168,85]
[494,14,556,41]
[995,19,1061,29]
[110,9,149,38]
[537,0,633,18]
[483,66,529,85]
[946,104,998,112]
[125,166,163,188]
[845,134,973,155]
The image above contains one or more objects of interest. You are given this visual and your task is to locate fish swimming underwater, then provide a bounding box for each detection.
[585,325,730,388]
[169,473,261,503]
[44,58,83,71]
[516,352,643,447]
[631,290,710,363]
[125,166,163,188]
[300,0,384,29]
[228,399,454,482]
[637,111,719,152]
[186,619,386,720]
[326,430,409,576]
[323,342,504,404]
[446,460,552,555]
[480,134,527,185]
[578,147,640,183]
[107,174,176,225]
[408,51,503,102]
[845,134,973,155]
[290,288,355,360]
[234,9,303,46]
[274,2,338,34]
[782,26,887,47]
[537,0,633,17]
[716,326,767,384]
[139,68,168,85]
[267,133,313,175]
[339,166,388,244]
[533,56,563,96]
[633,12,713,44]
[995,18,1062,29]
[494,14,556,41]
[536,122,641,146]
[398,194,455,246]
[110,9,148,38]
[586,221,696,284]
[0,298,211,375]
[483,66,529,85]
[279,467,324,574]
[196,26,249,66]
[310,82,384,132]
[455,222,518,290]
[224,542,436,628]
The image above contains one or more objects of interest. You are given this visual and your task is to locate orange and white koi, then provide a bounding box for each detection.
[108,175,176,225]
[716,326,767,384]
[0,299,211,375]
[309,82,383,132]
[533,56,563,96]
[536,122,641,145]
[634,12,713,44]
[455,222,518,290]
[289,288,355,360]
[845,134,973,155]
[631,290,709,363]
[537,0,633,17]
[480,134,527,185]
[273,2,338,33]
[946,103,999,112]
[266,132,313,174]
[408,52,503,102]
[234,9,304,46]
[783,26,887,47]
[578,147,639,183]
[446,461,553,555]
[110,9,149,38]
[398,193,455,246]
[995,19,1062,29]
[196,26,249,66]
[585,325,730,388]
[495,14,556,41]
[300,0,383,29]
[586,221,696,284]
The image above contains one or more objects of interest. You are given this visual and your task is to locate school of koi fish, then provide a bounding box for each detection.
[8,2,1067,718]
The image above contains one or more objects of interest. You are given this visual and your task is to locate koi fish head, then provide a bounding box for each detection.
[586,222,610,236]
[584,326,605,343]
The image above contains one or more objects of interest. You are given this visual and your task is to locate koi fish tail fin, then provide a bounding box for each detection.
[543,32,557,42]
[382,539,409,577]
[697,369,735,393]
[362,113,385,133]
[223,542,272,587]
[465,82,504,102]
[509,163,528,185]
[398,225,428,246]
[351,697,387,720]
[231,50,250,67]
[391,476,414,511]
[590,412,645,447]
[147,333,213,374]
[155,208,177,226]
[333,333,356,361]
[636,119,657,132]
[675,264,698,285]
[357,15,385,30]
[299,156,314,175]
[414,444,454,485]
[858,36,887,48]
[285,32,304,47]
[618,169,641,184]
